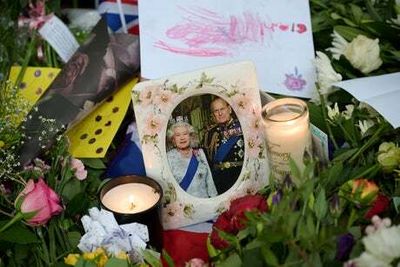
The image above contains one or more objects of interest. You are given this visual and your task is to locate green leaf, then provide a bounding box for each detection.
[0,221,39,244]
[162,251,175,267]
[105,258,129,267]
[333,148,358,163]
[67,231,81,248]
[143,249,162,267]
[81,158,106,169]
[65,192,89,216]
[261,247,279,266]
[242,248,264,267]
[315,189,328,220]
[393,197,400,214]
[350,4,364,24]
[289,158,302,187]
[61,179,82,201]
[216,252,241,267]
[333,25,368,41]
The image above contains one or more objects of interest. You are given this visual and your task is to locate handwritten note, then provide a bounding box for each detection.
[139,0,316,98]
[334,72,400,128]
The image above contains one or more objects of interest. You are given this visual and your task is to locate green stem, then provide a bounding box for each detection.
[318,89,339,150]
[15,34,36,87]
[351,163,381,180]
[349,123,386,163]
[0,212,24,232]
[37,227,51,266]
[337,122,357,147]
[347,208,357,229]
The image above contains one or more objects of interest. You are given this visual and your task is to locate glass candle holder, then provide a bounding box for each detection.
[100,175,163,250]
[261,98,312,182]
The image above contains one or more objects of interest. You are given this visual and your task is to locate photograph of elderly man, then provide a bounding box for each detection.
[203,97,244,194]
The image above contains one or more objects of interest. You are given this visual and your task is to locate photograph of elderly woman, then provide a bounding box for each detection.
[166,94,244,197]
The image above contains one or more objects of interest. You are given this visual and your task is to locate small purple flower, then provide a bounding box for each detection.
[336,233,355,261]
[283,67,306,91]
[272,189,282,204]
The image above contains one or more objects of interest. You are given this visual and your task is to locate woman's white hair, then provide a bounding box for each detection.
[167,121,199,148]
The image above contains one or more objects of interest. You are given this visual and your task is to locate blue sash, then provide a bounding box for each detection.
[214,136,240,163]
[179,154,199,191]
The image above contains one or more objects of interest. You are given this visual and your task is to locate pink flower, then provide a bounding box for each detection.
[139,85,160,106]
[71,158,87,180]
[247,134,262,158]
[144,114,164,136]
[153,90,176,111]
[15,178,63,226]
[185,258,208,267]
[232,93,251,115]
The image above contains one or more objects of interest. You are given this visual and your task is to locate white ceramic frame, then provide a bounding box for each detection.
[132,61,269,229]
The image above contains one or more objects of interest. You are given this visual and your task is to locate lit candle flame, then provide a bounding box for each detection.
[128,195,136,211]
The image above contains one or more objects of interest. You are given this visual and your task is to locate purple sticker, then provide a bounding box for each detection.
[34,70,41,77]
[283,67,306,91]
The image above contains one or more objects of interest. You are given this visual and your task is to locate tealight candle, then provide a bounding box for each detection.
[262,98,312,182]
[100,175,163,250]
[101,183,160,214]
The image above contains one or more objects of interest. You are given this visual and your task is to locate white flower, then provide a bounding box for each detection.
[342,104,355,120]
[363,225,400,263]
[358,120,375,136]
[344,35,383,74]
[314,51,342,97]
[327,102,340,120]
[348,252,391,267]
[327,31,349,60]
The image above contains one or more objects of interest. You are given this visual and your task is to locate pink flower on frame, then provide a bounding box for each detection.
[153,89,176,111]
[139,85,160,106]
[144,114,164,136]
[232,93,252,115]
[247,134,262,158]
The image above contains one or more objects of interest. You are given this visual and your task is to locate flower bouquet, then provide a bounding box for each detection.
[204,0,400,266]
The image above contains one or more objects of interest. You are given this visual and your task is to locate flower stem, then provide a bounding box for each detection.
[15,34,36,88]
[0,212,24,232]
[349,123,386,163]
[347,208,357,229]
[318,89,339,150]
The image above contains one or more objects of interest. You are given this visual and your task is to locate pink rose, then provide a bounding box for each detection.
[185,258,208,267]
[71,158,87,180]
[15,178,63,226]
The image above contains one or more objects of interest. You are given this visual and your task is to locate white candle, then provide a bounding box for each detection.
[101,183,161,214]
[262,98,312,181]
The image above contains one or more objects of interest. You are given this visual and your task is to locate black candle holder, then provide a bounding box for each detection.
[99,175,163,251]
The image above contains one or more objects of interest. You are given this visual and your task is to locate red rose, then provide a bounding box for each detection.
[210,211,232,249]
[228,194,268,231]
[15,178,63,226]
[210,195,268,249]
[365,194,390,219]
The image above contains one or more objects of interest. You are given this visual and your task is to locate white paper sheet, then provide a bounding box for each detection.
[334,72,400,128]
[139,0,316,98]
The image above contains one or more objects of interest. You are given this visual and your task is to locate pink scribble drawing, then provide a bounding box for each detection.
[154,6,307,57]
[283,67,306,91]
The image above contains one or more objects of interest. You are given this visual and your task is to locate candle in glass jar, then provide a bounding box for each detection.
[262,98,312,181]
[101,183,161,214]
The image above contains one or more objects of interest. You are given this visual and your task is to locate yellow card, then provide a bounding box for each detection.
[66,78,138,158]
[9,66,61,106]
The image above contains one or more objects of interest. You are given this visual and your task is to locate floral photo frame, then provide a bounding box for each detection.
[132,61,269,229]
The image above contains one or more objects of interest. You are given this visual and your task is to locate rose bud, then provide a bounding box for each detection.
[15,178,63,226]
[365,194,390,220]
[340,178,379,207]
